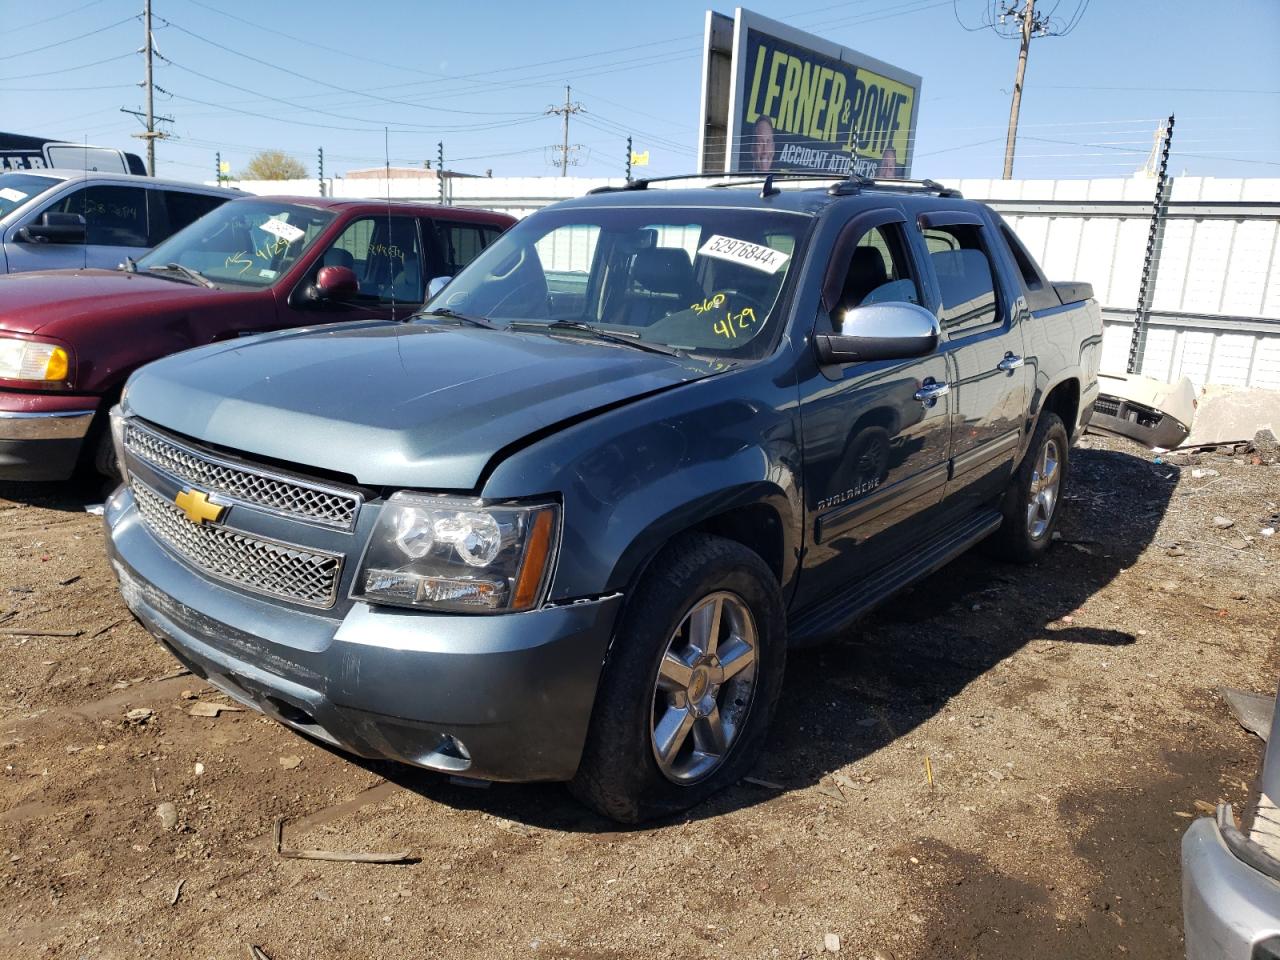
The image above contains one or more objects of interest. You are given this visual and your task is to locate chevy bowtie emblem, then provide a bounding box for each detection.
[174,488,227,525]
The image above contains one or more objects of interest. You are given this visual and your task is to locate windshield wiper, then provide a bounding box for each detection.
[121,256,138,274]
[146,262,215,288]
[417,306,496,329]
[511,320,683,357]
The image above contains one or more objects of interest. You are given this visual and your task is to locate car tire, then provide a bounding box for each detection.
[570,534,786,823]
[988,410,1069,563]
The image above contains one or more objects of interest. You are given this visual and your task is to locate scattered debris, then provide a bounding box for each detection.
[89,619,125,639]
[124,707,153,724]
[925,756,935,789]
[0,627,83,638]
[188,701,244,718]
[153,667,192,682]
[1213,516,1235,529]
[83,503,105,516]
[156,802,178,830]
[193,762,205,776]
[1221,687,1274,742]
[1190,468,1219,479]
[824,932,842,953]
[278,755,302,770]
[248,946,273,960]
[742,776,784,790]
[170,878,185,906]
[273,817,412,864]
[58,575,81,587]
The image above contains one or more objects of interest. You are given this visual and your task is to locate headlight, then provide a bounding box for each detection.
[109,405,129,483]
[353,492,559,613]
[0,337,70,382]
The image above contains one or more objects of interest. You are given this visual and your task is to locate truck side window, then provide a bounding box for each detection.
[833,224,921,317]
[923,225,999,333]
[48,185,148,246]
[323,216,423,304]
[434,221,497,276]
[161,191,226,240]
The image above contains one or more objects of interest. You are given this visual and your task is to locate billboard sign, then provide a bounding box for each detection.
[697,9,922,178]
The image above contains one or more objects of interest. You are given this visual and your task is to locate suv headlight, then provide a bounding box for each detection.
[353,492,559,613]
[0,337,70,382]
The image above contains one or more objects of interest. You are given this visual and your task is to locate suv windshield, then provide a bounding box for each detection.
[137,199,335,287]
[421,204,812,358]
[0,173,58,218]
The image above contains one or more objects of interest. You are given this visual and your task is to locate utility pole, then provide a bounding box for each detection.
[122,0,171,175]
[546,85,584,177]
[1002,0,1036,179]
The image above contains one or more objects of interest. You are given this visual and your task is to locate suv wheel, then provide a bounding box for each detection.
[570,534,786,823]
[989,410,1069,563]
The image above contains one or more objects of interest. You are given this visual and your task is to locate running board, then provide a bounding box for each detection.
[788,508,1004,647]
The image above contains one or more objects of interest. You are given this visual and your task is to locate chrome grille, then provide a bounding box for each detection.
[131,479,342,608]
[124,422,359,529]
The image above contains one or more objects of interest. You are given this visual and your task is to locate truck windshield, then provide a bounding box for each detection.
[0,174,58,218]
[137,199,335,288]
[421,205,812,358]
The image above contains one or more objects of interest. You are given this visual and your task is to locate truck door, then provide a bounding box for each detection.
[794,207,953,611]
[915,211,1029,511]
[6,182,150,273]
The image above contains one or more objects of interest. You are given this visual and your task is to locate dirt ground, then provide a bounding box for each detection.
[1,433,1277,960]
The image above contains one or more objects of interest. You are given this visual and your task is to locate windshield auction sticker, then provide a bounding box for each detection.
[697,235,791,275]
[0,187,28,202]
[258,217,305,244]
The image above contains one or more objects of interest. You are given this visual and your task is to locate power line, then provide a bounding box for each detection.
[0,52,136,82]
[547,86,586,176]
[0,14,137,61]
[8,0,107,34]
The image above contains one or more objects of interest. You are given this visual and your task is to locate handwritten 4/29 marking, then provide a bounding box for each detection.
[712,307,757,340]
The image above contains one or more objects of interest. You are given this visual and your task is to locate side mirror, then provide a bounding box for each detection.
[427,276,451,299]
[315,265,358,302]
[17,212,87,245]
[815,301,940,365]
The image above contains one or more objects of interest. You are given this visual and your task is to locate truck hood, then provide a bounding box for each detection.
[126,322,722,489]
[0,269,233,336]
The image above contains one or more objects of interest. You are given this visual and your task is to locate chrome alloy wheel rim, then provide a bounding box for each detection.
[1026,438,1062,540]
[650,591,759,785]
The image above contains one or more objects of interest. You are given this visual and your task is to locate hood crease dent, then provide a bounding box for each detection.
[125,323,720,490]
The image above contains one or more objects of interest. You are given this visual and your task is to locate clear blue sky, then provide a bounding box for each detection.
[2,0,1277,182]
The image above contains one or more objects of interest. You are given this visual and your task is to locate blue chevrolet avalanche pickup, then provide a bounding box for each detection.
[104,174,1102,822]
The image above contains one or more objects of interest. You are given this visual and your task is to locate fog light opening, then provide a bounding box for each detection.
[420,734,472,772]
[266,697,316,727]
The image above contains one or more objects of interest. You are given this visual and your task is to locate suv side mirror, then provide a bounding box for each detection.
[17,212,87,245]
[314,265,358,302]
[427,275,451,299]
[816,301,940,365]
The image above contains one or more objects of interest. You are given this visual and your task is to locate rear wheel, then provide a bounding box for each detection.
[570,534,786,823]
[988,411,1068,562]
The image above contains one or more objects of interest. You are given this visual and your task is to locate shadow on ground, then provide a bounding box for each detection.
[358,445,1176,831]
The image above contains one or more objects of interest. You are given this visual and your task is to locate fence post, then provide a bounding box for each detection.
[1127,114,1175,375]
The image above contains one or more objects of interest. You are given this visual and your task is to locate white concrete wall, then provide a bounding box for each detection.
[215,173,1280,388]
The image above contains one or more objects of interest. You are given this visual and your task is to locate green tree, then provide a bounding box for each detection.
[239,150,307,180]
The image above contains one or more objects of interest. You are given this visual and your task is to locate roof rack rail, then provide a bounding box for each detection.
[585,171,963,199]
[827,174,963,198]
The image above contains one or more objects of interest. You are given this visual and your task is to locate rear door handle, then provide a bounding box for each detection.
[997,354,1025,371]
[913,380,951,403]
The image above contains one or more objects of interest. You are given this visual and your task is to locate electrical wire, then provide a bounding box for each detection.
[0,14,138,62]
[7,0,107,34]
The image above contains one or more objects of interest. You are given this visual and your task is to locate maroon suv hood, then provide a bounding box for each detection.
[0,269,236,337]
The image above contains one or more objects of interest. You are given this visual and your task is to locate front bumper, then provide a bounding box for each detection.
[105,485,622,782]
[1183,810,1280,959]
[0,392,98,481]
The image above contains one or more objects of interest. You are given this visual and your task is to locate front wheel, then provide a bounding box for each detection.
[570,534,786,823]
[988,411,1069,563]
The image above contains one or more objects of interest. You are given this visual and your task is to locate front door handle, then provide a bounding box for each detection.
[997,354,1025,372]
[913,379,951,404]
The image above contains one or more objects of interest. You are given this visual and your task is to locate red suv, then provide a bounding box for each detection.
[0,196,513,481]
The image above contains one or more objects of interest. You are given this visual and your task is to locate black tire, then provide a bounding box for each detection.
[988,411,1069,563]
[570,534,786,823]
